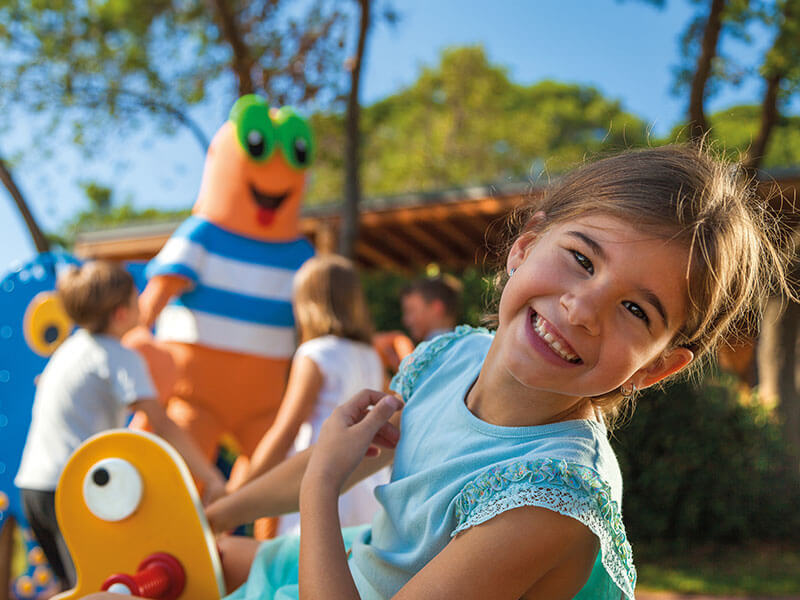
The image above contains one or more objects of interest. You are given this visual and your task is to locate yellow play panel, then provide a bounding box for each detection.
[54,429,224,599]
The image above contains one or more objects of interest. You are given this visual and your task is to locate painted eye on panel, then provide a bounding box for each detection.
[23,291,73,357]
[82,457,143,522]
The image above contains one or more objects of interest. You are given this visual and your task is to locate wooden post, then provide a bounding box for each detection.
[0,516,16,600]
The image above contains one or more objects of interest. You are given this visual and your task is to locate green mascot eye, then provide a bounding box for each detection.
[230,95,276,161]
[274,107,315,169]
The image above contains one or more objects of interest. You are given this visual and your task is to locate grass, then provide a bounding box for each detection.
[636,543,800,596]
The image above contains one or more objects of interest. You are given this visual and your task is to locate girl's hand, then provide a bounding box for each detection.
[304,389,403,493]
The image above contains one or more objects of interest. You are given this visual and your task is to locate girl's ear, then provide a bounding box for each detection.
[633,346,694,390]
[506,235,531,273]
[506,212,546,273]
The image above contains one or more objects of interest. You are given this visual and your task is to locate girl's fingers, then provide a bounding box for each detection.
[371,422,400,449]
[341,389,392,422]
[354,395,403,435]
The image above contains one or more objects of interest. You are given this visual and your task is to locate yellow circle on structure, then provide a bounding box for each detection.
[34,565,52,585]
[15,575,34,597]
[23,292,73,357]
[28,546,45,564]
[0,491,8,511]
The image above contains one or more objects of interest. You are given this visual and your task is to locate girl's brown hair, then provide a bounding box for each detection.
[293,255,374,345]
[494,143,796,421]
[57,261,135,333]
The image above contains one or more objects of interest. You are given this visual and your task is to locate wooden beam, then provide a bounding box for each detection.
[368,226,432,265]
[354,239,412,273]
[401,223,459,263]
[428,220,478,257]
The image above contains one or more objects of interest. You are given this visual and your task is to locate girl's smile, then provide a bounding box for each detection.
[527,309,583,365]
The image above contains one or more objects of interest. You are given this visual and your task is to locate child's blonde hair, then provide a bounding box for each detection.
[293,255,374,345]
[57,261,135,334]
[497,144,796,419]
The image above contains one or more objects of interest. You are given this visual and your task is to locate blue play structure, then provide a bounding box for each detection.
[0,251,79,599]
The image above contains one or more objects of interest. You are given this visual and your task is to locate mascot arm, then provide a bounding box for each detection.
[139,274,191,329]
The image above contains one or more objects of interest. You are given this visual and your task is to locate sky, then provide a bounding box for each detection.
[0,0,777,270]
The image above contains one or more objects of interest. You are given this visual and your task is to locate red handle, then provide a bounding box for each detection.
[101,553,186,600]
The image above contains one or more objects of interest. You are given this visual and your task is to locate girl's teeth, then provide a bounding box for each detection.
[533,314,579,362]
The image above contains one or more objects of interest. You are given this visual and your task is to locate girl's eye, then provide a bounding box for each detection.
[571,250,594,274]
[623,301,649,324]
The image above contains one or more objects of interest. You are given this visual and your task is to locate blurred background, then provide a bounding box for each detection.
[2,0,800,596]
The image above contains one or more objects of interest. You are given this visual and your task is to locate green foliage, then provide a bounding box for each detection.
[667,104,800,167]
[612,372,800,545]
[0,0,350,153]
[711,104,800,167]
[57,189,190,248]
[306,46,649,204]
[80,181,112,213]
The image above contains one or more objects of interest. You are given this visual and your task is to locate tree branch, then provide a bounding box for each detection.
[0,155,49,253]
[688,0,726,142]
[744,72,782,170]
[206,0,255,95]
[744,0,799,170]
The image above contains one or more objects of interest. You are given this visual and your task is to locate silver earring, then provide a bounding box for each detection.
[508,268,516,277]
[620,383,637,400]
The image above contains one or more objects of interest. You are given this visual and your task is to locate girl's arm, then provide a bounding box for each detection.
[205,404,399,534]
[229,355,323,491]
[392,506,599,599]
[298,391,599,600]
[300,390,404,599]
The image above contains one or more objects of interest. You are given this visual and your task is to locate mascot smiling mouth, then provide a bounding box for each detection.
[250,184,290,226]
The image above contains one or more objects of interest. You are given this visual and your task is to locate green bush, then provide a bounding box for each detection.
[612,372,800,545]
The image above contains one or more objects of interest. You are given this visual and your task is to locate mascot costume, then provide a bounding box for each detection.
[132,96,314,537]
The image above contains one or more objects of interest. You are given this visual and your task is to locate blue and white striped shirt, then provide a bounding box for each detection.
[146,216,314,358]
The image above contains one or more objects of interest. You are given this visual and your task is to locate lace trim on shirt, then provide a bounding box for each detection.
[390,325,490,399]
[452,458,636,600]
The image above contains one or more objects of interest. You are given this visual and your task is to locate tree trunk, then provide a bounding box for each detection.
[688,0,726,142]
[339,0,370,259]
[758,289,800,464]
[749,0,800,465]
[207,0,254,95]
[744,73,782,170]
[0,156,49,253]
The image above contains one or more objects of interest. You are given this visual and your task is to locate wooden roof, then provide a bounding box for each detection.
[73,181,535,272]
[73,173,800,273]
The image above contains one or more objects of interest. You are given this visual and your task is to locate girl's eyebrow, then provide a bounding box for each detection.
[567,230,669,328]
[567,231,605,258]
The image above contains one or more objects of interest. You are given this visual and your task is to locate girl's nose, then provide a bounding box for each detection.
[560,291,600,336]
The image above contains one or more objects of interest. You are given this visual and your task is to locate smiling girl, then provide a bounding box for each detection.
[87,144,793,600]
[204,144,793,600]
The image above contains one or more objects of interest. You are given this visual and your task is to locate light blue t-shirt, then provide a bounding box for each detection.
[227,326,636,600]
[349,326,636,599]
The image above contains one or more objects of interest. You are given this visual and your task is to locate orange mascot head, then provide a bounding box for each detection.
[192,95,315,242]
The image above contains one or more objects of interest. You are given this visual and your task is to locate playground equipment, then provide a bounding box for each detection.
[0,252,79,599]
[53,429,224,600]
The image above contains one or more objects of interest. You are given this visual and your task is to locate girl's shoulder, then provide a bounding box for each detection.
[296,336,381,374]
[451,446,635,600]
[391,325,493,399]
[296,335,374,359]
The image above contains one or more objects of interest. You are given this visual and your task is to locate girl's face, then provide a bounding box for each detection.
[497,213,693,400]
